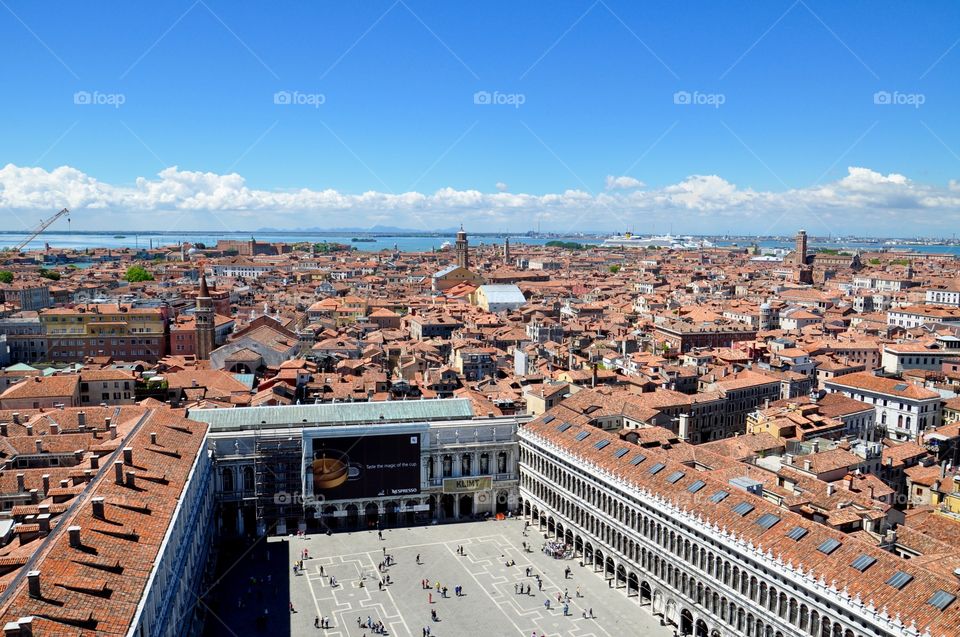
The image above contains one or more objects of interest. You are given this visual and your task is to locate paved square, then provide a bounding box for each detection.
[278,519,673,637]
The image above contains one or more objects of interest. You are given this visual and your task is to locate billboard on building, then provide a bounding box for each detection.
[303,429,422,501]
[442,476,493,494]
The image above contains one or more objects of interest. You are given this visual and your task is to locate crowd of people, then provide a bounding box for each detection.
[542,540,573,560]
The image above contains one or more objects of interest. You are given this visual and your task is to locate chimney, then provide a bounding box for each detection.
[150,432,157,446]
[108,421,117,440]
[844,475,854,491]
[784,453,794,466]
[37,514,50,534]
[91,497,105,520]
[826,483,835,497]
[34,440,42,454]
[90,456,99,469]
[50,422,59,435]
[59,480,68,489]
[26,571,40,598]
[16,474,24,493]
[941,462,947,479]
[803,460,812,472]
[68,526,81,548]
[114,461,124,485]
[0,423,6,437]
[77,411,85,428]
[28,489,38,504]
[12,413,19,425]
[868,485,875,499]
[125,471,136,488]
[41,475,49,494]
[4,617,33,637]
[764,398,770,410]
[24,424,32,436]
[123,447,133,466]
[678,414,690,442]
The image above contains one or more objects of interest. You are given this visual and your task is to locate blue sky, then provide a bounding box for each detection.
[1,1,958,235]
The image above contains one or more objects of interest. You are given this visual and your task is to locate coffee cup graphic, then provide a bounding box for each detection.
[312,449,361,489]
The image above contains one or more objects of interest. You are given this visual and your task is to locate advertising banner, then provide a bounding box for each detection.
[304,431,421,501]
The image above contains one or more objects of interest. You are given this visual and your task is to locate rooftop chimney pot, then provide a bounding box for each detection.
[26,571,40,599]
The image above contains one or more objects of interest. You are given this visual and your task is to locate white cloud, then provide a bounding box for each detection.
[495,181,509,192]
[1,163,957,234]
[604,175,644,190]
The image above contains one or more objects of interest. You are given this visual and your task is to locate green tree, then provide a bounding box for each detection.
[608,264,621,274]
[124,265,154,282]
[38,268,60,281]
[0,270,13,284]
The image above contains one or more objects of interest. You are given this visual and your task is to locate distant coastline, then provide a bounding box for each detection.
[1,231,958,255]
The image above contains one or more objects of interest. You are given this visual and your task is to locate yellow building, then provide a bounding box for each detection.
[40,304,168,362]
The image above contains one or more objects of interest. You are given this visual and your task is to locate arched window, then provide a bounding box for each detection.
[497,451,507,473]
[242,466,254,491]
[461,454,471,476]
[222,467,234,492]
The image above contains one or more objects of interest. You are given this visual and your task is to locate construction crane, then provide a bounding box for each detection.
[12,208,70,253]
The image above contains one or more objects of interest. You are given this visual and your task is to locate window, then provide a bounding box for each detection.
[542,415,556,425]
[786,525,808,540]
[593,439,610,450]
[613,448,629,459]
[755,513,780,529]
[687,480,706,493]
[574,431,591,442]
[666,470,685,484]
[629,453,646,466]
[732,502,755,516]
[886,571,913,590]
[928,590,955,611]
[817,538,841,555]
[850,554,876,572]
[648,462,665,475]
[709,490,729,504]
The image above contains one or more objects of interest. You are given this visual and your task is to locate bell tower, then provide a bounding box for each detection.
[195,273,215,360]
[455,226,469,269]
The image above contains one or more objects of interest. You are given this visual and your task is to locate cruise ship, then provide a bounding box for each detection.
[601,232,714,249]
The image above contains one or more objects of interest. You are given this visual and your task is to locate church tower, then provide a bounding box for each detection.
[794,229,808,266]
[504,236,511,263]
[195,274,215,360]
[455,226,469,269]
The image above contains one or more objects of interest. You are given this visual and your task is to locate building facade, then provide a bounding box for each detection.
[192,400,523,537]
[40,304,168,363]
[518,414,960,637]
